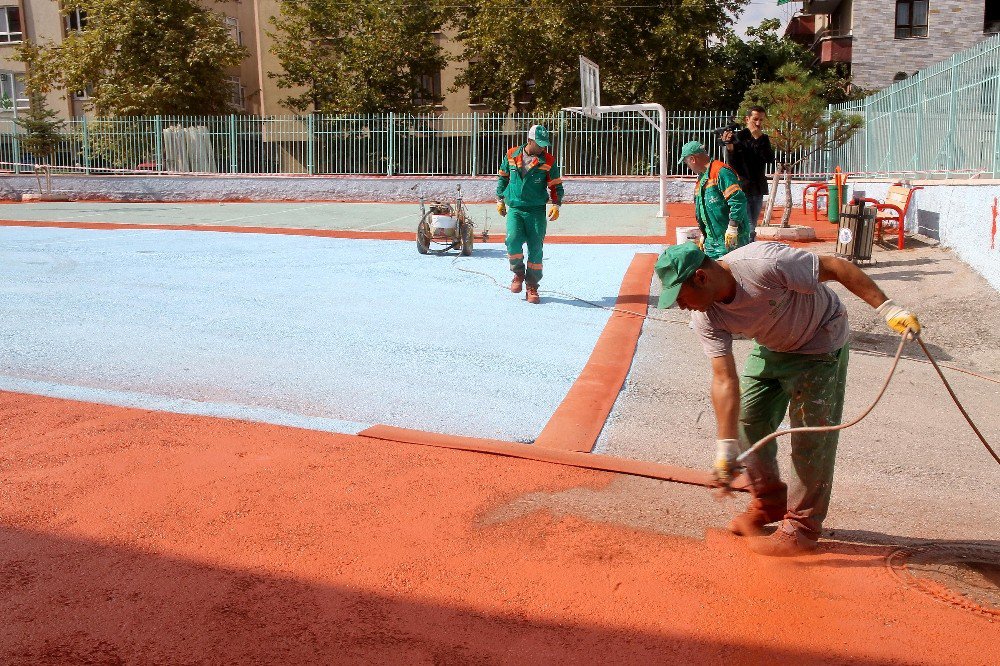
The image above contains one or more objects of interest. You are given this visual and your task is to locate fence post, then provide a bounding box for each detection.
[229,114,238,174]
[307,113,315,175]
[154,115,163,172]
[915,76,926,173]
[992,48,1000,177]
[862,97,871,175]
[557,110,566,173]
[470,112,478,176]
[387,112,395,176]
[81,115,90,175]
[946,53,958,178]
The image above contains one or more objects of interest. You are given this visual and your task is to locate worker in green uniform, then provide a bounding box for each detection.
[496,124,564,304]
[655,241,922,556]
[679,141,752,258]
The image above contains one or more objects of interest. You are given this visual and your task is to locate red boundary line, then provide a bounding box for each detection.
[533,253,655,452]
[0,219,669,245]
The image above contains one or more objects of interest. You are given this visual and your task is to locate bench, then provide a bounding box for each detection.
[855,184,923,250]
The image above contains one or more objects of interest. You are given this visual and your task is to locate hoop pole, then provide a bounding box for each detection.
[564,103,668,217]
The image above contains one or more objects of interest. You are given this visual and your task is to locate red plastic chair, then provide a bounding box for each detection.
[802,181,828,220]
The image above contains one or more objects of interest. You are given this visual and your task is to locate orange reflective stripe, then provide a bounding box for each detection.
[707,179,717,188]
[723,184,741,199]
[508,253,524,259]
[526,262,543,270]
[548,177,562,186]
[539,164,552,171]
[498,169,509,177]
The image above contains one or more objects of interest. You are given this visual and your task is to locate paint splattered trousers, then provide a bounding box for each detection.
[738,342,850,539]
[505,205,547,286]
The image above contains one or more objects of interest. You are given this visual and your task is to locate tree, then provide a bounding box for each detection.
[713,19,869,111]
[16,90,65,194]
[451,0,749,112]
[268,0,448,113]
[712,19,813,111]
[17,1,247,116]
[742,63,864,227]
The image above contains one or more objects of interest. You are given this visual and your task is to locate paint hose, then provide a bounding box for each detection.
[735,332,1000,467]
[451,259,1000,469]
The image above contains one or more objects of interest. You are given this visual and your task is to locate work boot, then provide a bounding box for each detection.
[747,520,819,557]
[510,273,525,293]
[728,499,787,537]
[526,285,540,304]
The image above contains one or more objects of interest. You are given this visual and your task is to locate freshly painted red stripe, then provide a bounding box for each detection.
[0,220,670,245]
[359,424,748,490]
[533,253,656,452]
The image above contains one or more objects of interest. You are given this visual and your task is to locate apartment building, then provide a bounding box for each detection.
[787,1,999,89]
[0,1,472,119]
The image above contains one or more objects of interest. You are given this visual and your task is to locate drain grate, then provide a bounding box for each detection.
[887,544,1000,618]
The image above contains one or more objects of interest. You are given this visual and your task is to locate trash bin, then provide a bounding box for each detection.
[827,179,847,223]
[835,203,876,264]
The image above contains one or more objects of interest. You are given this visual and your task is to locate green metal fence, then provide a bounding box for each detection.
[0,109,826,178]
[829,33,1000,179]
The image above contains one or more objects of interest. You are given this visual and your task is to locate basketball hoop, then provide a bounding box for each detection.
[564,55,668,218]
[579,56,601,120]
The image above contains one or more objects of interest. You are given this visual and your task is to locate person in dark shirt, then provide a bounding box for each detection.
[721,106,775,231]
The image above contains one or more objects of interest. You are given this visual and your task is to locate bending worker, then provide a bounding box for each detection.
[655,241,921,556]
[679,141,752,258]
[496,124,564,305]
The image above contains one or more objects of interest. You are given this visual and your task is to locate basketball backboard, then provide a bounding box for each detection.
[579,56,601,120]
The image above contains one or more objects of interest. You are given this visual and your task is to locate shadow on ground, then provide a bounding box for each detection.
[0,526,903,665]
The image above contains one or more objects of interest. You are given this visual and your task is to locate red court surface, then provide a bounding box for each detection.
[2,391,996,664]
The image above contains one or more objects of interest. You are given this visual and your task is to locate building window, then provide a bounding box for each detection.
[65,7,87,33]
[986,1,1000,34]
[224,16,242,47]
[415,71,442,107]
[228,76,245,112]
[74,85,93,100]
[895,1,929,39]
[0,6,23,43]
[0,72,29,110]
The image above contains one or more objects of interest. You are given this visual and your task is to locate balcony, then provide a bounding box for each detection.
[802,0,844,14]
[817,33,853,64]
[785,14,818,46]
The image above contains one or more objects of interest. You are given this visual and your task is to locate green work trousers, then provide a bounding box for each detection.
[738,342,850,539]
[506,205,547,286]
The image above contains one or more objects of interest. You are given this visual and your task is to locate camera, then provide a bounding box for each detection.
[714,122,740,143]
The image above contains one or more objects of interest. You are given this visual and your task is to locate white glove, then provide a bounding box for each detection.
[875,299,921,338]
[724,223,739,250]
[713,438,741,485]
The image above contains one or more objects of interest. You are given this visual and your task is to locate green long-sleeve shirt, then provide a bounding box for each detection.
[695,159,752,259]
[496,145,564,208]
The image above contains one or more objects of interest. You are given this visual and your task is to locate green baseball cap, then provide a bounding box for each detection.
[677,140,707,165]
[527,124,550,147]
[654,242,706,309]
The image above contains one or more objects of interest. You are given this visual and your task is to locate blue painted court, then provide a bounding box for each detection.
[1,225,655,442]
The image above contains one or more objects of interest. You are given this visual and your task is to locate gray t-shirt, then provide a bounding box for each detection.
[691,242,849,358]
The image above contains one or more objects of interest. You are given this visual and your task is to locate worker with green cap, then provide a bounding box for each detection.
[496,124,564,305]
[655,241,922,556]
[678,140,752,258]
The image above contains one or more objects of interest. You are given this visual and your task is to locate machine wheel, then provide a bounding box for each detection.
[417,215,431,254]
[460,221,474,256]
